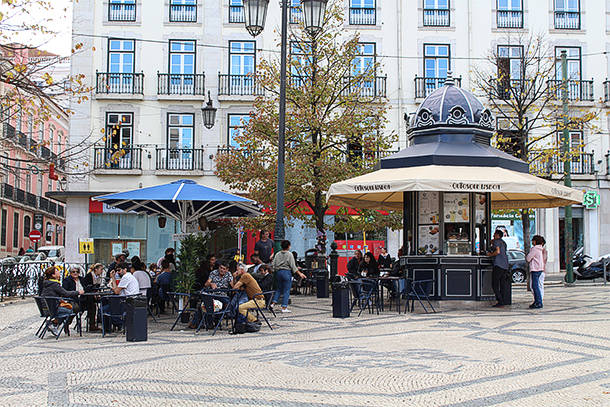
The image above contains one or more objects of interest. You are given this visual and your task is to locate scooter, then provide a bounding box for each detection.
[568,247,610,281]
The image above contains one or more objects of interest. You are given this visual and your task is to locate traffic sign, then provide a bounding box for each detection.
[79,238,94,254]
[28,230,42,243]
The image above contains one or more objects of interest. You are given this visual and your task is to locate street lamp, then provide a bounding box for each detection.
[201,91,217,129]
[244,0,327,251]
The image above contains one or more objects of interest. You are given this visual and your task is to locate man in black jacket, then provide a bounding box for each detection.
[346,250,363,279]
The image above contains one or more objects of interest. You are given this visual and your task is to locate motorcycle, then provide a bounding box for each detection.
[568,247,610,282]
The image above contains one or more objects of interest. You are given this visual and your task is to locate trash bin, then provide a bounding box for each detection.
[502,272,512,305]
[305,249,319,269]
[316,269,329,298]
[125,295,148,342]
[331,275,350,318]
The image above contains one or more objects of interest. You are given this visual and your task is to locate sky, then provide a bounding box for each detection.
[2,0,73,56]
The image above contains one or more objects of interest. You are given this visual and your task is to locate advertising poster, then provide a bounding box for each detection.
[417,225,440,255]
[127,242,140,258]
[418,191,440,224]
[443,193,469,223]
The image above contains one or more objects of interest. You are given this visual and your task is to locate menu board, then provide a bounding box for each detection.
[475,193,486,225]
[443,193,469,223]
[418,225,440,255]
[418,192,440,224]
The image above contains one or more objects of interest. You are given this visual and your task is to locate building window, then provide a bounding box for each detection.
[13,212,19,248]
[349,0,375,25]
[351,43,377,95]
[23,215,30,237]
[229,0,244,23]
[423,0,449,27]
[108,0,136,22]
[555,47,581,80]
[106,113,133,150]
[168,40,196,92]
[45,221,52,243]
[497,0,523,28]
[49,127,54,145]
[228,41,256,94]
[290,0,302,23]
[554,0,580,30]
[15,162,21,190]
[228,114,250,147]
[290,41,312,85]
[1,209,6,247]
[39,122,44,140]
[57,131,63,153]
[497,45,523,99]
[106,39,135,93]
[163,113,195,169]
[170,0,197,23]
[25,172,31,193]
[425,44,450,79]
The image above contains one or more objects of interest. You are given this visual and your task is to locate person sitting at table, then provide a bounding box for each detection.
[256,264,273,292]
[41,266,84,337]
[81,263,105,332]
[155,260,172,313]
[360,252,379,278]
[250,253,263,274]
[346,250,363,279]
[132,262,152,296]
[62,266,84,292]
[104,262,139,332]
[205,261,234,290]
[233,264,266,324]
[390,246,404,277]
[377,247,392,270]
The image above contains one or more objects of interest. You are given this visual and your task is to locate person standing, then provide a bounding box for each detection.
[377,247,392,269]
[527,235,547,309]
[270,240,306,313]
[487,230,509,308]
[254,230,274,264]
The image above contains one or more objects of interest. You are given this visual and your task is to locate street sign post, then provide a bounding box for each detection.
[28,230,42,243]
[79,238,94,254]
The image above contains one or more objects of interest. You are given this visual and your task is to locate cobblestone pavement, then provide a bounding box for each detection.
[0,280,609,407]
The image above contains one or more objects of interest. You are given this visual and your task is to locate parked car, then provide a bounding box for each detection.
[507,249,527,283]
[0,257,19,267]
[36,245,65,262]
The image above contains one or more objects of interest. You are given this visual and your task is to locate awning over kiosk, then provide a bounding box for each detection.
[327,165,583,210]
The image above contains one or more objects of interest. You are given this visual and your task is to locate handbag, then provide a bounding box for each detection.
[59,300,73,310]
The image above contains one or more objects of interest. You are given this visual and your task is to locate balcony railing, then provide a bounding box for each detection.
[229,5,244,23]
[290,6,302,23]
[218,74,264,96]
[349,7,376,25]
[49,201,57,215]
[554,11,580,30]
[58,205,65,218]
[3,123,15,139]
[38,197,49,212]
[547,79,594,102]
[604,80,610,102]
[1,183,13,200]
[94,146,142,170]
[156,148,205,171]
[157,73,205,95]
[15,188,25,204]
[169,4,196,22]
[497,10,523,28]
[108,2,136,22]
[26,192,36,207]
[40,145,51,158]
[96,72,144,94]
[529,151,594,176]
[415,76,462,98]
[423,9,449,27]
[216,147,263,159]
[17,132,27,147]
[342,76,387,98]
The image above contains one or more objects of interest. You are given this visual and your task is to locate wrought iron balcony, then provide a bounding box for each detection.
[58,205,65,218]
[1,183,13,200]
[96,72,144,94]
[170,4,196,22]
[604,80,610,102]
[17,132,27,147]
[342,76,387,98]
[415,76,462,99]
[26,192,37,208]
[554,11,580,30]
[216,147,263,158]
[3,123,15,139]
[156,148,205,171]
[49,201,57,215]
[40,145,51,158]
[157,73,205,95]
[218,74,264,96]
[94,146,142,170]
[349,7,376,25]
[547,79,594,102]
[423,9,449,27]
[229,5,244,23]
[38,196,50,212]
[14,188,25,204]
[529,151,594,176]
[108,2,136,22]
[497,10,523,28]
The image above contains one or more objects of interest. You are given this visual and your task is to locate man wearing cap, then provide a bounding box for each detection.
[233,264,265,323]
[107,252,127,276]
[103,262,139,332]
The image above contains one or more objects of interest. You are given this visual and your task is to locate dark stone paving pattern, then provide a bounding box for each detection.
[0,282,609,406]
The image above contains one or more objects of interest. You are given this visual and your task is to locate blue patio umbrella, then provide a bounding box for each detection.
[93,179,262,232]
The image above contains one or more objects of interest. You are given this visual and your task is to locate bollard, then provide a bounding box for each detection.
[329,241,339,278]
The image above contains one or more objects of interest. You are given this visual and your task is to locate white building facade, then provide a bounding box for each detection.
[65,0,610,269]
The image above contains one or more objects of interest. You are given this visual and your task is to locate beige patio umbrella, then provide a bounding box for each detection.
[326,165,583,210]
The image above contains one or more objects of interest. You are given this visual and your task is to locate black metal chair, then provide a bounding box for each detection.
[348,279,379,317]
[405,279,436,314]
[386,278,408,314]
[34,296,51,338]
[145,287,157,322]
[197,292,233,335]
[168,292,197,331]
[100,295,126,337]
[245,290,276,329]
[43,297,82,340]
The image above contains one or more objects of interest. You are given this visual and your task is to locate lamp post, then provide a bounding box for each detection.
[243,0,327,252]
[201,90,217,129]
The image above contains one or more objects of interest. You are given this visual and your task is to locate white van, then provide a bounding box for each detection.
[36,245,65,262]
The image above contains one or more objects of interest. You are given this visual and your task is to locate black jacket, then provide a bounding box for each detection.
[259,274,274,292]
[41,279,79,299]
[61,275,81,291]
[81,272,99,292]
[346,257,362,278]
[378,254,392,269]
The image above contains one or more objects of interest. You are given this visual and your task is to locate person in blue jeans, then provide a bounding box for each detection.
[527,235,547,309]
[270,240,306,313]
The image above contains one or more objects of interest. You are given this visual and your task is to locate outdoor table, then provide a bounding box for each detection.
[79,291,114,331]
[364,276,402,312]
[199,288,242,332]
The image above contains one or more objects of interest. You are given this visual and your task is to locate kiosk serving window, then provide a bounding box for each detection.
[417,192,440,255]
[443,193,471,255]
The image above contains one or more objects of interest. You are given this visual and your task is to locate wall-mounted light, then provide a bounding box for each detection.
[158,216,167,228]
[202,91,217,129]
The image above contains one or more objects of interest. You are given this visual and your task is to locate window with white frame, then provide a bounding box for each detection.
[170,0,197,23]
[290,41,312,85]
[229,0,244,23]
[290,0,302,23]
[107,39,135,92]
[108,0,136,22]
[349,0,375,25]
[229,41,255,94]
[228,114,250,147]
[497,0,523,28]
[106,113,133,150]
[423,0,449,27]
[554,0,580,29]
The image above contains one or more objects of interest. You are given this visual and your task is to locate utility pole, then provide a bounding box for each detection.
[561,50,574,283]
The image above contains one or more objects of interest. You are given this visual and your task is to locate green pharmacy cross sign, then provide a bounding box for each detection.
[583,190,601,209]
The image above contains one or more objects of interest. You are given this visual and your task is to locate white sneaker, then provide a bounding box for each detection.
[269,303,275,310]
[281,308,292,313]
[48,323,60,337]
